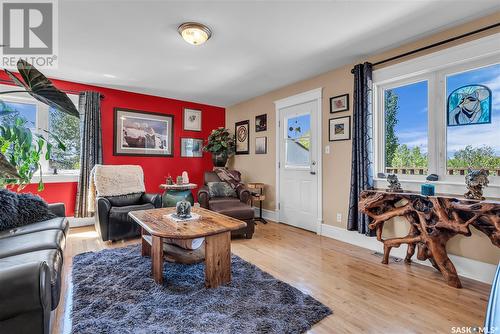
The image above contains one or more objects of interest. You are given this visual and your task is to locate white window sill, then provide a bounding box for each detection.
[31,173,80,184]
[373,178,500,199]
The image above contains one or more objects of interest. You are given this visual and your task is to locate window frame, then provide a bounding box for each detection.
[0,84,80,183]
[372,33,500,195]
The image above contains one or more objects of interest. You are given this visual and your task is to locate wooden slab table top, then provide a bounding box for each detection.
[128,207,247,287]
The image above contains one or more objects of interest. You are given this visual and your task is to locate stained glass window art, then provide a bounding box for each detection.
[447,84,492,126]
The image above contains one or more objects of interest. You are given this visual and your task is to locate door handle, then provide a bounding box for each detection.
[310,171,316,175]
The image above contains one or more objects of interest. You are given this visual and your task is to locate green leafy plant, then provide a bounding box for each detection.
[203,127,235,155]
[0,59,79,190]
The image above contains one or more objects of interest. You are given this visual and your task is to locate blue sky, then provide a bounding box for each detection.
[389,63,500,157]
[1,102,37,129]
[287,114,310,139]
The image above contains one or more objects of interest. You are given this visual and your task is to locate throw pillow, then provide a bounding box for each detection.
[0,189,56,232]
[207,182,237,198]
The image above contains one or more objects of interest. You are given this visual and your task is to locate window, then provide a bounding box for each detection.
[374,34,500,190]
[285,114,311,168]
[383,81,428,175]
[446,64,500,177]
[0,86,80,178]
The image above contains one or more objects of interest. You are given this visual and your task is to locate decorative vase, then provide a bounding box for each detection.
[176,200,192,219]
[212,152,228,167]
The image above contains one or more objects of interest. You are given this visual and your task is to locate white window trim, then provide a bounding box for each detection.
[372,33,500,198]
[0,85,80,183]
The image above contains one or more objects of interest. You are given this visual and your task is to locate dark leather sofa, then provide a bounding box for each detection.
[0,203,68,334]
[198,171,255,239]
[95,192,162,241]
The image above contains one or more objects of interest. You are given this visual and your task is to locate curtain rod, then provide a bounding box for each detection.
[0,78,105,99]
[372,22,500,67]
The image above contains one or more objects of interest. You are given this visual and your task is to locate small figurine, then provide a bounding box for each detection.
[176,176,183,185]
[464,169,489,200]
[166,175,173,185]
[175,200,192,219]
[182,171,189,184]
[386,174,403,192]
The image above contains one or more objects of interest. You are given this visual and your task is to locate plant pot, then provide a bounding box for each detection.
[212,152,228,167]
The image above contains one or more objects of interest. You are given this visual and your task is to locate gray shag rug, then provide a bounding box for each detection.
[71,245,331,334]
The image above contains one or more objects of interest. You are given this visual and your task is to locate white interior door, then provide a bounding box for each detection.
[278,100,318,232]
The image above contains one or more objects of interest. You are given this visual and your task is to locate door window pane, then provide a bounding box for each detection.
[446,63,500,176]
[285,114,310,167]
[384,81,428,175]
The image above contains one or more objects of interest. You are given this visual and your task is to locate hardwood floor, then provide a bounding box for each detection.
[53,222,492,334]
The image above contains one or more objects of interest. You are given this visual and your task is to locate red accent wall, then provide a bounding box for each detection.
[1,72,225,216]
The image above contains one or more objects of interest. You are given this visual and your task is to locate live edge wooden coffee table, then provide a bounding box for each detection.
[128,207,247,288]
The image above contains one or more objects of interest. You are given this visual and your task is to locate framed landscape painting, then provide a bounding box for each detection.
[181,138,203,157]
[329,116,351,141]
[183,108,202,131]
[114,108,174,157]
[235,120,250,154]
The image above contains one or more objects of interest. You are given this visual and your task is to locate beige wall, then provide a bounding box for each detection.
[226,12,500,264]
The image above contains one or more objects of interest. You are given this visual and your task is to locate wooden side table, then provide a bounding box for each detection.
[247,182,268,224]
[159,183,197,207]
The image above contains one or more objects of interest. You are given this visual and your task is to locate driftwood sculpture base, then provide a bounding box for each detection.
[359,190,500,288]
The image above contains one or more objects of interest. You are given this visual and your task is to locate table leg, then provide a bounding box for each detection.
[141,228,151,256]
[204,231,231,288]
[151,235,163,284]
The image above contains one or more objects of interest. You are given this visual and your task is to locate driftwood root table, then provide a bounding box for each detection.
[358,190,500,288]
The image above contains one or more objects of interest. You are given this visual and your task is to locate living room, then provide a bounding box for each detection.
[0,1,499,334]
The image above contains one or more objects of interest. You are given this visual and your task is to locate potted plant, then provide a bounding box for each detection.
[203,127,235,167]
[0,60,78,190]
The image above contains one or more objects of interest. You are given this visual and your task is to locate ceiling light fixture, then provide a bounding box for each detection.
[178,22,212,46]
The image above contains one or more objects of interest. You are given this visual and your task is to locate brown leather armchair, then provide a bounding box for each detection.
[198,171,254,239]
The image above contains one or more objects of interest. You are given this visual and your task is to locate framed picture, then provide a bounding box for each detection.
[183,108,202,131]
[114,108,173,156]
[235,120,249,154]
[329,116,351,141]
[255,136,267,154]
[181,138,203,157]
[255,114,267,132]
[330,94,349,113]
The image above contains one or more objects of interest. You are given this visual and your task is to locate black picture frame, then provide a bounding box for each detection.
[180,137,203,157]
[235,120,250,155]
[255,114,267,132]
[329,116,351,141]
[330,94,349,113]
[113,108,174,157]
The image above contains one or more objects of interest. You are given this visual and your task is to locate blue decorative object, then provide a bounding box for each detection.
[421,183,435,196]
[447,84,491,126]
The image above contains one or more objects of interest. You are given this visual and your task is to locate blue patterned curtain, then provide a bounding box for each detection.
[347,62,374,235]
[75,92,102,218]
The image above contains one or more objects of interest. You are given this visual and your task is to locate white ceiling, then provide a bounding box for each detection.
[46,1,500,107]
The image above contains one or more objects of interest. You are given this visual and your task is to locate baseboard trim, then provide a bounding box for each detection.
[320,223,496,285]
[252,207,278,222]
[68,217,94,228]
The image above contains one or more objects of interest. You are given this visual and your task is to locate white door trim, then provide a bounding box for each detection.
[274,87,323,234]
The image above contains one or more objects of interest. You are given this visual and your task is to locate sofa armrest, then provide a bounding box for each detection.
[48,203,66,217]
[237,186,251,205]
[141,193,162,208]
[95,197,112,241]
[0,262,51,331]
[198,186,210,209]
